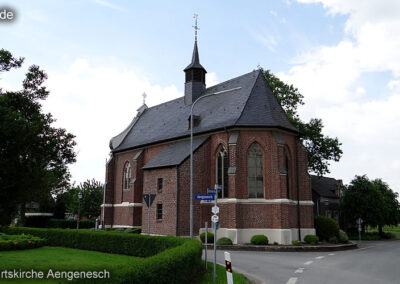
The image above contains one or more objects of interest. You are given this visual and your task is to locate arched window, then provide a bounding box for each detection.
[247,143,264,198]
[285,148,291,199]
[216,146,229,198]
[123,162,131,190]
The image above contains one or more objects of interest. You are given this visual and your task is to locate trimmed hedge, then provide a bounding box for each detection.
[304,235,319,245]
[200,232,214,243]
[292,240,301,245]
[5,227,202,284]
[0,233,46,251]
[338,230,349,243]
[250,235,269,245]
[216,237,233,245]
[314,216,340,241]
[47,218,95,229]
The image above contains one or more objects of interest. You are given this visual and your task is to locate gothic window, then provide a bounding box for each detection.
[216,146,229,198]
[285,148,291,199]
[247,143,264,198]
[123,162,131,190]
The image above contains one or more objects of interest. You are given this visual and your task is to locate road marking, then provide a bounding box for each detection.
[328,253,335,256]
[295,268,304,274]
[315,256,324,259]
[304,260,313,265]
[357,245,376,251]
[286,277,298,284]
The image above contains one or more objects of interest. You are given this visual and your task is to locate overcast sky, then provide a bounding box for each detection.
[1,0,399,195]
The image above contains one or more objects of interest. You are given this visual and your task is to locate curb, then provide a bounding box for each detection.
[204,242,357,252]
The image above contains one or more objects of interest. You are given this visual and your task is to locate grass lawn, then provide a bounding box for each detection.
[367,224,400,238]
[0,246,141,283]
[195,261,251,284]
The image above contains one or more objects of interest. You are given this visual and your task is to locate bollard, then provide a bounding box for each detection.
[224,251,234,284]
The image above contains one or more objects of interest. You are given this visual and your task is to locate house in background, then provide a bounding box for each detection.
[101,32,315,244]
[311,175,344,222]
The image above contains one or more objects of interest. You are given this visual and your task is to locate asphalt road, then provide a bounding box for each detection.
[203,240,400,284]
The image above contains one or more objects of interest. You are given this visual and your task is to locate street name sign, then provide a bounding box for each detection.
[195,194,215,201]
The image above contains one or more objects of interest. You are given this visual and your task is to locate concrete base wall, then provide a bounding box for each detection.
[199,227,316,245]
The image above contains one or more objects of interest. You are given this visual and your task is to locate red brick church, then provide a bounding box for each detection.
[101,34,315,244]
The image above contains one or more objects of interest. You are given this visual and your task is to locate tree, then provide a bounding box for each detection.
[63,179,103,219]
[340,175,400,234]
[0,49,76,225]
[262,69,342,175]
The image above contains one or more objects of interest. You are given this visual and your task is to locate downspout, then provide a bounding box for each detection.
[295,140,301,241]
[176,166,179,236]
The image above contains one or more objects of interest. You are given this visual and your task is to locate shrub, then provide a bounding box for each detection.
[5,227,202,283]
[273,242,278,245]
[314,216,340,241]
[216,237,233,245]
[25,216,51,228]
[338,230,349,243]
[200,232,214,243]
[250,235,269,245]
[328,236,338,243]
[292,240,301,245]
[304,235,319,245]
[125,228,142,234]
[0,234,45,251]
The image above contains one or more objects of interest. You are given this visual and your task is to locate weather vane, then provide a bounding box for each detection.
[193,13,199,42]
[142,92,147,105]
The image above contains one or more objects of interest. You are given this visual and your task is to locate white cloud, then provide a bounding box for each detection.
[286,0,400,194]
[252,32,278,52]
[90,0,122,11]
[206,72,219,87]
[43,59,182,184]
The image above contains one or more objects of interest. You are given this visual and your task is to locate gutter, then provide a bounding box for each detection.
[176,165,180,236]
[295,140,301,241]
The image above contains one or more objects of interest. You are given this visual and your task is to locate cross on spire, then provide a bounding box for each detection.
[142,92,147,105]
[193,13,199,42]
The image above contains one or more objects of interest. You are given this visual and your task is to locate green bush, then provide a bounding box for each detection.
[216,237,233,245]
[250,235,269,245]
[124,228,142,234]
[0,233,45,251]
[292,240,301,245]
[314,216,340,241]
[304,235,319,245]
[47,218,95,229]
[328,236,338,243]
[200,232,214,243]
[338,230,349,243]
[6,227,202,284]
[25,216,51,228]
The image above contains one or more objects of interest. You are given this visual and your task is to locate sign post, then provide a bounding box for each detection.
[224,251,234,284]
[143,194,156,235]
[212,184,222,284]
[205,221,208,270]
[357,218,363,242]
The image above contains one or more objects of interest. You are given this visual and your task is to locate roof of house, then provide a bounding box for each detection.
[142,136,209,170]
[311,175,342,199]
[184,41,207,72]
[110,69,298,153]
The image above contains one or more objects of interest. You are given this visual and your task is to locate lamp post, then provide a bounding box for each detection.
[189,87,241,238]
[77,191,82,229]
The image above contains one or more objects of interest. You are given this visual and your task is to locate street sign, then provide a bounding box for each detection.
[207,188,217,194]
[211,215,219,223]
[143,194,156,208]
[356,218,363,225]
[195,194,215,201]
[215,184,222,191]
[212,206,219,214]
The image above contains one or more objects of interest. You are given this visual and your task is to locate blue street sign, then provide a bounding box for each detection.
[215,184,222,191]
[195,194,215,201]
[207,188,217,194]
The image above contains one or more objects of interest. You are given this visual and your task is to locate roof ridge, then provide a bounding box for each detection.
[205,69,260,93]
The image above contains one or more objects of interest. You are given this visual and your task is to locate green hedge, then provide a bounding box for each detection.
[200,232,214,243]
[250,235,269,245]
[0,233,46,251]
[216,237,233,245]
[304,234,319,245]
[47,218,95,229]
[5,227,202,284]
[314,216,340,241]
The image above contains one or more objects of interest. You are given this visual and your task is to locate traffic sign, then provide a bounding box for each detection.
[207,188,217,194]
[212,206,219,214]
[195,194,215,201]
[211,215,219,223]
[215,184,222,191]
[143,194,156,208]
[356,218,363,225]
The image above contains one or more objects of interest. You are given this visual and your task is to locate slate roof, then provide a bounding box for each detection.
[184,41,207,72]
[110,69,298,153]
[311,175,341,199]
[142,136,209,170]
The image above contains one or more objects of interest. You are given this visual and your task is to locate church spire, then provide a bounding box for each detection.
[184,14,207,105]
